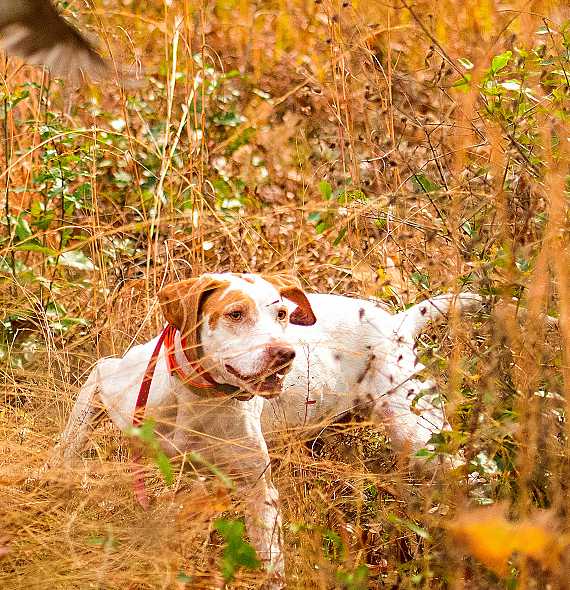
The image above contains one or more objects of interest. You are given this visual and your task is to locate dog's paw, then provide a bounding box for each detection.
[260,572,286,590]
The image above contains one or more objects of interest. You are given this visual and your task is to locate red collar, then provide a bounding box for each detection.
[131,324,250,508]
[134,325,246,422]
[163,324,225,392]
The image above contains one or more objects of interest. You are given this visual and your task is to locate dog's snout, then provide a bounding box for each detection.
[268,344,296,366]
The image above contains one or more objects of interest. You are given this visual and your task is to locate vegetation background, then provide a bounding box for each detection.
[0,0,569,588]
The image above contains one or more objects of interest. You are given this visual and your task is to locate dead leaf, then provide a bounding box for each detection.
[178,485,231,522]
[448,504,568,576]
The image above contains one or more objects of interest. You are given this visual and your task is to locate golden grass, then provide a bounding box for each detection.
[1,0,569,587]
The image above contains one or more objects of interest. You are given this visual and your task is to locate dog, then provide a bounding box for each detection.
[261,291,483,455]
[48,274,481,588]
[47,272,317,588]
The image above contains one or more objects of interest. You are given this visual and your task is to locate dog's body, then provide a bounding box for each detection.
[49,273,481,588]
[61,334,285,577]
[51,273,318,587]
[263,292,482,452]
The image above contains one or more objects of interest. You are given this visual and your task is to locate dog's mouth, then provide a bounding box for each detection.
[224,363,292,398]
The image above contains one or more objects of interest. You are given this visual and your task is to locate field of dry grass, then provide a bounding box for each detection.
[1,0,569,588]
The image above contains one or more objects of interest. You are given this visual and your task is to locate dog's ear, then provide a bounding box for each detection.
[263,274,317,326]
[158,276,226,357]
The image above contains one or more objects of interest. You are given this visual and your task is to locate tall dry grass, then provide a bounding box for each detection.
[1,0,569,588]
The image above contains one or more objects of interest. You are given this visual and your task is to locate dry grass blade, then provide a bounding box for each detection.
[0,0,568,588]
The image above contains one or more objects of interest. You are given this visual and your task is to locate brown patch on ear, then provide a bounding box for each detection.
[262,274,317,326]
[281,287,317,326]
[157,276,228,360]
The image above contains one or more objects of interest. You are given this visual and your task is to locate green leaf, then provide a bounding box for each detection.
[387,514,431,540]
[515,257,531,273]
[30,200,56,230]
[154,451,174,485]
[336,564,369,590]
[187,451,235,491]
[338,189,366,204]
[227,127,255,153]
[458,57,474,70]
[113,170,133,187]
[57,250,97,271]
[14,242,58,256]
[414,448,435,458]
[129,418,157,445]
[319,180,333,200]
[451,72,471,91]
[322,529,345,561]
[411,271,430,289]
[315,221,328,234]
[176,571,194,584]
[214,518,261,582]
[220,69,241,80]
[15,216,32,241]
[490,50,512,75]
[213,111,245,127]
[411,173,441,194]
[333,227,347,246]
[126,419,174,486]
[86,533,118,550]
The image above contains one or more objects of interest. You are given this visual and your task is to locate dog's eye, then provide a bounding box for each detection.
[277,309,287,321]
[227,310,243,321]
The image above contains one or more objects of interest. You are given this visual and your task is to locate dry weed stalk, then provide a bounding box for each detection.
[0,0,568,588]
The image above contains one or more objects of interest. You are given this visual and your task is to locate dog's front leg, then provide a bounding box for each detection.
[241,468,284,589]
[48,362,105,469]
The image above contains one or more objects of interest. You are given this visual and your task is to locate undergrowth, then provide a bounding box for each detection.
[1,1,569,588]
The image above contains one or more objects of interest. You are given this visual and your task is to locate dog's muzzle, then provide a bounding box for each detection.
[224,344,296,397]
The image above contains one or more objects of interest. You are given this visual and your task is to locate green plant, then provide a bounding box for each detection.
[214,518,261,582]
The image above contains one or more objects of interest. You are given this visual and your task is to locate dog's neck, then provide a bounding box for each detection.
[170,329,251,400]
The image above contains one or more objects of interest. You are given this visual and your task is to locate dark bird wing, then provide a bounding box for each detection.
[0,0,109,80]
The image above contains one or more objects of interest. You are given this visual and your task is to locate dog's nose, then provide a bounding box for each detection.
[268,345,296,366]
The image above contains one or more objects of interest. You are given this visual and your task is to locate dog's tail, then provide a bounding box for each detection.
[395,292,483,340]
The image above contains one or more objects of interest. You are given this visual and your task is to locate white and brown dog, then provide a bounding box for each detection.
[48,273,481,587]
[49,273,317,587]
[264,291,482,454]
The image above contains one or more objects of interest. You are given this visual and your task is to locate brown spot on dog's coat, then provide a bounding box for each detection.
[239,274,255,284]
[356,353,375,384]
[359,308,365,320]
[158,276,230,362]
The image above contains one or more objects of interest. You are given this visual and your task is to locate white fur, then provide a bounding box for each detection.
[262,292,482,453]
[48,274,482,589]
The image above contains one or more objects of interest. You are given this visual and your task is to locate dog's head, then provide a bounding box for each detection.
[158,272,316,397]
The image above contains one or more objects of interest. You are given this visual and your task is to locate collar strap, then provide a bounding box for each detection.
[162,325,253,401]
[130,324,252,510]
